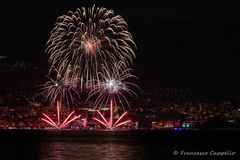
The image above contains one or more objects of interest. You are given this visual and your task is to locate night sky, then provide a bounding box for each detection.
[1,1,240,98]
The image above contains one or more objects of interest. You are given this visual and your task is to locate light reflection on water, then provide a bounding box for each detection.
[0,137,163,160]
[0,130,239,159]
[38,140,145,160]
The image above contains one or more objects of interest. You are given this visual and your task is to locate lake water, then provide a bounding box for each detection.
[0,138,171,160]
[0,130,239,160]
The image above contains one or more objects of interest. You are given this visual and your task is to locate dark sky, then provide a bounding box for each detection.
[1,1,240,98]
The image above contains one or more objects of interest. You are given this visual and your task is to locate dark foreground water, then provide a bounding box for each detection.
[0,129,239,160]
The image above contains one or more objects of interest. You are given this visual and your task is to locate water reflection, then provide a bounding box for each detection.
[39,139,144,160]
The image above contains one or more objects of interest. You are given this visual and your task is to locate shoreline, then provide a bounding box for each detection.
[0,129,239,149]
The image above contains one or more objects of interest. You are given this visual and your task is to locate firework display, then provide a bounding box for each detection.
[93,100,131,129]
[40,5,138,130]
[41,101,81,129]
[39,66,80,108]
[87,61,138,110]
[46,5,136,85]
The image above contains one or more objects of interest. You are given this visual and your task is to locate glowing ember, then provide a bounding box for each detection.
[41,100,81,129]
[93,100,131,129]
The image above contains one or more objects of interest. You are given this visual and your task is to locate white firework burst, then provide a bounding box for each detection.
[87,61,138,110]
[39,67,80,108]
[46,5,136,85]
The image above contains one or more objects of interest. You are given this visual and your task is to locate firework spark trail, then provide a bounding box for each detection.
[109,100,113,127]
[93,100,131,129]
[96,110,109,125]
[38,68,80,108]
[112,111,128,127]
[60,115,81,128]
[57,101,61,124]
[41,116,59,129]
[59,111,75,128]
[87,61,138,110]
[42,113,59,128]
[113,120,131,129]
[42,110,81,129]
[41,119,58,128]
[46,5,136,85]
[93,117,109,128]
